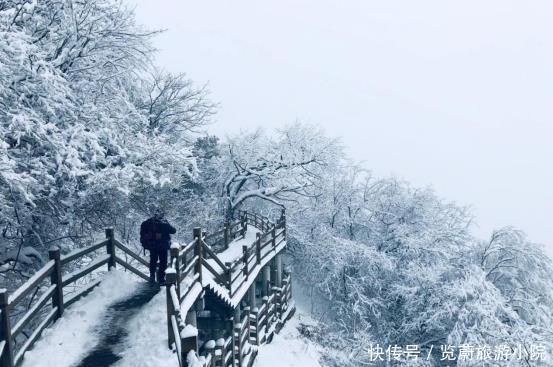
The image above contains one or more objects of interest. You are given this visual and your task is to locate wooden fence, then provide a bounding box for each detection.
[0,229,151,367]
[248,272,293,346]
[0,210,293,367]
[165,210,293,367]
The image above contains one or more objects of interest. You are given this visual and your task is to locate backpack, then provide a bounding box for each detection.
[140,221,161,250]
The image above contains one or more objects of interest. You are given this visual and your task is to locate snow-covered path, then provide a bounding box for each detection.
[113,288,178,367]
[75,284,160,367]
[19,237,300,367]
[19,270,177,367]
[205,228,260,269]
[255,309,322,367]
[20,270,141,367]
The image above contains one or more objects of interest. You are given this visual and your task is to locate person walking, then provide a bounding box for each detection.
[140,210,176,285]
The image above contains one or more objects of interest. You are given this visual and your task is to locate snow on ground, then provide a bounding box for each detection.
[20,270,139,367]
[114,289,178,367]
[210,228,261,266]
[255,308,321,367]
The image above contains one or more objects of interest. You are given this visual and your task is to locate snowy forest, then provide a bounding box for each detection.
[1,1,552,366]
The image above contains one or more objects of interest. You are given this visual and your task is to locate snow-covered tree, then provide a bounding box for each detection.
[220,123,342,218]
[0,0,214,286]
[280,143,553,367]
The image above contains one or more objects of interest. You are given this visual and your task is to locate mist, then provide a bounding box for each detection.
[129,0,553,254]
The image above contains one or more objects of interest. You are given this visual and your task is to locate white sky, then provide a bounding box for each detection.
[129,1,553,253]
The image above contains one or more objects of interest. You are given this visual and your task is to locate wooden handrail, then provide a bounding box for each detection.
[180,239,196,259]
[200,258,228,286]
[60,240,108,265]
[201,240,228,271]
[180,277,200,303]
[0,232,114,367]
[8,261,55,307]
[114,240,149,268]
[229,221,243,230]
[11,285,56,339]
[203,228,224,241]
[62,255,109,287]
[171,314,182,366]
[161,211,288,367]
[114,256,149,282]
[182,255,198,276]
[13,307,58,366]
[2,210,287,367]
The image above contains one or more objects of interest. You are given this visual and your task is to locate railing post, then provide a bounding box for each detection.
[241,214,247,237]
[275,254,283,288]
[170,244,181,299]
[0,290,14,367]
[252,309,260,345]
[243,306,250,357]
[270,257,277,288]
[182,302,199,366]
[265,295,272,335]
[225,262,233,297]
[105,228,116,270]
[48,247,64,319]
[262,265,271,297]
[181,333,198,367]
[224,221,230,249]
[273,286,282,321]
[215,338,225,367]
[289,271,293,304]
[255,233,261,264]
[242,246,248,280]
[202,230,208,258]
[282,212,287,239]
[166,270,177,349]
[271,226,276,248]
[249,282,256,309]
[194,228,203,285]
[281,277,289,314]
[205,340,216,366]
[233,307,241,367]
[261,296,268,343]
[248,283,258,344]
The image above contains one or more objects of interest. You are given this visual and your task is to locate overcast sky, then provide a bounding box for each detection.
[130,1,553,253]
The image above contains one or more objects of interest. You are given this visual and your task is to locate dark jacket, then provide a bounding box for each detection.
[140,217,176,250]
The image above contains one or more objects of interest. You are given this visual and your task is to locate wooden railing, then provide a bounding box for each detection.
[0,229,150,367]
[248,271,293,345]
[0,210,293,367]
[203,211,285,300]
[165,210,292,367]
[203,219,245,251]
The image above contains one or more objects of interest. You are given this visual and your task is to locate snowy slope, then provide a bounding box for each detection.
[255,308,321,367]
